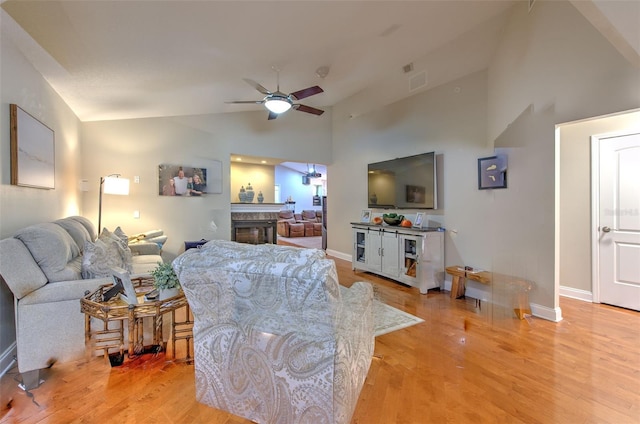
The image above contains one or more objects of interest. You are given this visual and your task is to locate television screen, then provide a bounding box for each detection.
[368,152,437,209]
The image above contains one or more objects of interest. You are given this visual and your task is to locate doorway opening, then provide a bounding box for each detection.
[555,108,640,310]
[230,154,328,250]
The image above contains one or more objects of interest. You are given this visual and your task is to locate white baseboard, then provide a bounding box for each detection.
[559,286,593,302]
[530,303,563,322]
[333,254,566,322]
[1,342,17,378]
[327,249,350,262]
[446,276,563,322]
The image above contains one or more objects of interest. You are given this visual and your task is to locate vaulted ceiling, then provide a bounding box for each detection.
[2,1,637,123]
[2,0,519,121]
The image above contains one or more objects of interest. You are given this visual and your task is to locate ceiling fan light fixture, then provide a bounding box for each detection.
[264,98,292,114]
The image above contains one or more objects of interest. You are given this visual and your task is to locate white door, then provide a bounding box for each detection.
[594,131,640,311]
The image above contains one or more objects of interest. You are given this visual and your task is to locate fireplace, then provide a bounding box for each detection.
[230,208,279,245]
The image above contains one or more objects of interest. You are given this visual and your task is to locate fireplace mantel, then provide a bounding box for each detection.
[230,203,284,213]
[230,203,282,244]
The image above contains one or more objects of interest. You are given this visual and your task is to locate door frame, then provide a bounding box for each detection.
[590,130,637,303]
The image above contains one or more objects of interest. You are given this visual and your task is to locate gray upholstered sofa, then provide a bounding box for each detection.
[173,240,374,424]
[0,216,162,388]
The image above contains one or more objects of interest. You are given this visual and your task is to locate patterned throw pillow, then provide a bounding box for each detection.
[81,227,133,278]
[81,238,125,278]
[100,228,133,273]
[113,226,129,246]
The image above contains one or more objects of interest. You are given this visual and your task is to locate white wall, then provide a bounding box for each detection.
[275,165,323,213]
[0,27,82,372]
[331,70,490,266]
[230,162,275,204]
[329,0,640,319]
[487,0,639,318]
[80,111,332,259]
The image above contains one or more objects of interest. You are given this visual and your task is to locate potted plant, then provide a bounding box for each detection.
[151,262,180,300]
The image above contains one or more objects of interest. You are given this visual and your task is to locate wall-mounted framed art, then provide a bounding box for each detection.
[10,104,55,189]
[478,155,507,190]
[158,161,222,196]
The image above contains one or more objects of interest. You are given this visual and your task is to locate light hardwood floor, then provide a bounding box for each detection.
[1,255,639,423]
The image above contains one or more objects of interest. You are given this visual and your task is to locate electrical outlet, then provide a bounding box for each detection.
[134,176,140,183]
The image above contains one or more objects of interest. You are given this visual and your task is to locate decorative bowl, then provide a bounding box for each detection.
[383,216,402,226]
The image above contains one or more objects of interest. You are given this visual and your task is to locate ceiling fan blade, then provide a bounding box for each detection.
[290,86,323,101]
[243,78,271,95]
[225,100,264,104]
[294,104,324,116]
[267,111,279,120]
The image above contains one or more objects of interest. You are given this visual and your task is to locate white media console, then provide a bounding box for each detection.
[351,223,444,294]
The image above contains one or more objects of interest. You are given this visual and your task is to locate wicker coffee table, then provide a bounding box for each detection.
[80,276,193,361]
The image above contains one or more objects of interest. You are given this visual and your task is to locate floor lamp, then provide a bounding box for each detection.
[98,174,130,232]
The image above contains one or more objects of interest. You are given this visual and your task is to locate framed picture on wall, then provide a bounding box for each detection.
[159,164,208,196]
[10,104,55,189]
[478,155,507,190]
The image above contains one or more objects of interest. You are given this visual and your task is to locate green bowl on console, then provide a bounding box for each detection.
[383,216,402,226]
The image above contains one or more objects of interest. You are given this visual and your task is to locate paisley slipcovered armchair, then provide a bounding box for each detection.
[173,241,374,424]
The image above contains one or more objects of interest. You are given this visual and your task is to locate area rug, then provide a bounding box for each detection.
[340,286,424,337]
[373,300,424,337]
[277,236,322,249]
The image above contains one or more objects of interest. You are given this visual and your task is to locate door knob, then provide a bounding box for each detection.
[602,226,611,233]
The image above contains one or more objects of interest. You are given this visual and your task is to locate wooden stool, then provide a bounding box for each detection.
[445,266,491,299]
[446,266,467,299]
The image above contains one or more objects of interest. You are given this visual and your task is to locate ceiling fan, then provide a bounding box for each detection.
[226,73,324,120]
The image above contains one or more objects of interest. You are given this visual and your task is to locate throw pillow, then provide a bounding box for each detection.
[113,226,129,246]
[81,238,126,278]
[99,228,133,273]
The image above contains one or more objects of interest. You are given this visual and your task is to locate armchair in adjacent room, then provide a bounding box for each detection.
[300,209,323,236]
[276,210,305,237]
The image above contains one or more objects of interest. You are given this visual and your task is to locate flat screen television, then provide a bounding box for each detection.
[368,152,437,209]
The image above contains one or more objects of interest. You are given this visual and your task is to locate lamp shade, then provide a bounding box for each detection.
[264,98,292,114]
[103,176,130,195]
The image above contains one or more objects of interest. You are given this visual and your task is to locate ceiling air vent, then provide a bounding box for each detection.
[409,71,427,92]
